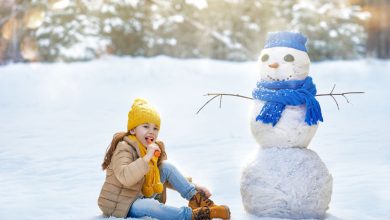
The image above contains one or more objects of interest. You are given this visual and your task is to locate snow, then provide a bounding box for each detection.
[185,0,208,10]
[0,56,389,220]
[241,148,332,219]
[250,100,318,149]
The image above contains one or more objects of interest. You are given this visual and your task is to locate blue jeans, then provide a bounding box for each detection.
[127,162,197,220]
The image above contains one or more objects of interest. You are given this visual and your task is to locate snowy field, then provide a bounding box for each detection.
[0,56,389,220]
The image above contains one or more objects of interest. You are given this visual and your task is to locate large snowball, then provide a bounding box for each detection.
[241,147,332,219]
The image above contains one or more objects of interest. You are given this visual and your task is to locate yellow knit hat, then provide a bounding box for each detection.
[127,98,161,131]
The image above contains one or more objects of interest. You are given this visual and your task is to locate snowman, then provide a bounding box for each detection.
[240,32,333,219]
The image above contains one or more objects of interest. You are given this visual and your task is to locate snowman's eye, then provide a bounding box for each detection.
[284,54,295,62]
[261,54,269,62]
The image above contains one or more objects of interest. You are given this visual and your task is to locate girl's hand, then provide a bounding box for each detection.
[143,143,160,162]
[195,184,212,198]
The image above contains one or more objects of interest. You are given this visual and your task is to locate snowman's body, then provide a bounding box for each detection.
[240,32,332,219]
[250,100,318,148]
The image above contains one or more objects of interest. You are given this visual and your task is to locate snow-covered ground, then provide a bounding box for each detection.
[0,56,389,220]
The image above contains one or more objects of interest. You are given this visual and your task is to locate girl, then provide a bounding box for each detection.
[98,98,230,220]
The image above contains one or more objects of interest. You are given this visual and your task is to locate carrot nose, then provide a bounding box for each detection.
[268,63,279,68]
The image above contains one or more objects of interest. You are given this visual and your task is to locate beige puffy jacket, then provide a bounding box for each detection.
[97,136,167,218]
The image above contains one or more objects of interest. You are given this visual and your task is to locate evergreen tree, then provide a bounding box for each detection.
[0,0,371,63]
[35,0,109,61]
[289,0,367,60]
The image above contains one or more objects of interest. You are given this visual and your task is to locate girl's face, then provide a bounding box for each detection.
[130,123,159,146]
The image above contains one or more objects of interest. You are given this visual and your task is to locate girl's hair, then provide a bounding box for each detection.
[102,131,131,170]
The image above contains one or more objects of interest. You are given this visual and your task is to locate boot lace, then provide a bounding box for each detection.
[200,192,212,206]
[194,207,211,220]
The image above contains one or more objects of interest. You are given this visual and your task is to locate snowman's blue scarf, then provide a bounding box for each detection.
[252,76,323,126]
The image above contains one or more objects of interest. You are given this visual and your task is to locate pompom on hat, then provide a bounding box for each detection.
[127,98,161,131]
[264,31,308,52]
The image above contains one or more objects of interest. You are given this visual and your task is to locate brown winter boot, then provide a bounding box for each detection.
[189,191,216,209]
[192,205,231,220]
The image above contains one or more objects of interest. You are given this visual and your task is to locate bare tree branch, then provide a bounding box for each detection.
[196,93,252,114]
[330,94,340,110]
[330,84,336,93]
[196,94,221,114]
[342,94,350,103]
[196,86,365,114]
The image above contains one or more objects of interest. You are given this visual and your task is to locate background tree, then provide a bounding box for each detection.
[290,0,368,60]
[0,0,387,64]
[356,0,390,58]
[35,0,109,61]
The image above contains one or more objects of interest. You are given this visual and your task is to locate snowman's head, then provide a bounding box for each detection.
[258,32,310,82]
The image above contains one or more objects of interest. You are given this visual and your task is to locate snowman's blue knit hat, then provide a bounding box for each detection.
[264,31,308,52]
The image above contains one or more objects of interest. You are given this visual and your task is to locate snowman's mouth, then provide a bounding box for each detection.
[267,74,293,81]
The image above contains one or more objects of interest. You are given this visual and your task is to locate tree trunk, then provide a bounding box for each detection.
[361,0,390,59]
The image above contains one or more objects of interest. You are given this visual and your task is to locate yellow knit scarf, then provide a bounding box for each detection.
[128,135,163,197]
